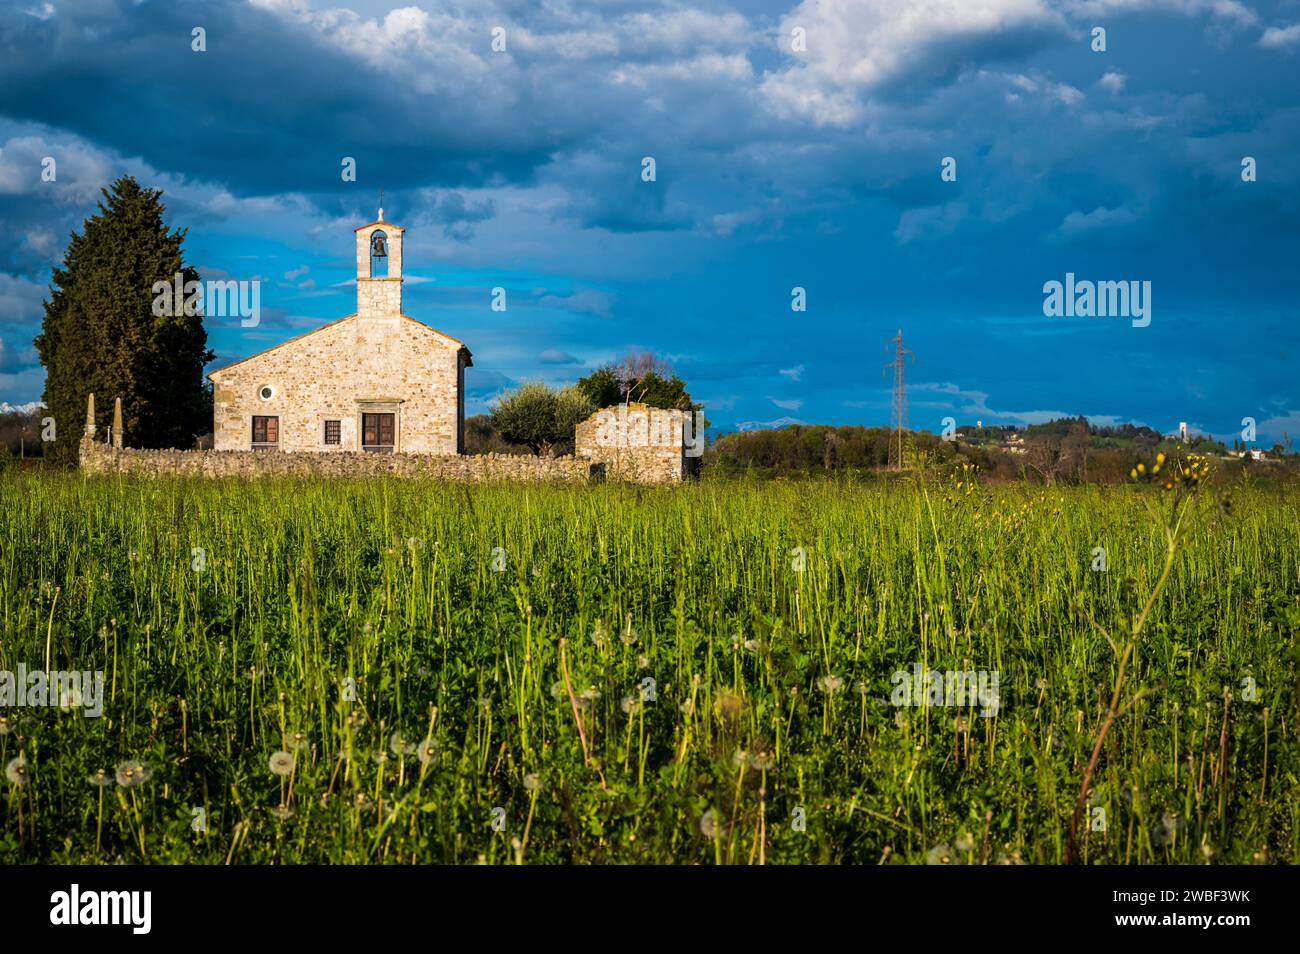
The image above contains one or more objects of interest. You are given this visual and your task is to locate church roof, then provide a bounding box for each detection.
[206,314,471,380]
[354,220,404,232]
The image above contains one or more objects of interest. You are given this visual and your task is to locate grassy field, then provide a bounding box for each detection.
[1,469,1297,864]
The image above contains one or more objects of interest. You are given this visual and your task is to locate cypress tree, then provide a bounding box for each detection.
[35,176,214,464]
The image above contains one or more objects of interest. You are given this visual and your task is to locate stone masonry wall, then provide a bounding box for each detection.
[574,403,694,483]
[80,438,600,482]
[209,315,465,455]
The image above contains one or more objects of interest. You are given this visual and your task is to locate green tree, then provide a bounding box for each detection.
[490,382,595,456]
[35,176,214,465]
[575,352,701,413]
[575,366,622,408]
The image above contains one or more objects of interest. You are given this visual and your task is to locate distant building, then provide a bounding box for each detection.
[1227,448,1269,461]
[1000,432,1026,455]
[1178,421,1188,442]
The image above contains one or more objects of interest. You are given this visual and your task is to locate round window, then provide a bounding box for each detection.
[259,386,275,401]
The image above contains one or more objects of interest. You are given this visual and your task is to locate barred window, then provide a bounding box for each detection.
[324,420,341,445]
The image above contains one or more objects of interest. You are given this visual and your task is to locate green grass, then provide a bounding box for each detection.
[1,472,1297,864]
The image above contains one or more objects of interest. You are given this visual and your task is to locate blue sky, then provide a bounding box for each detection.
[0,0,1297,442]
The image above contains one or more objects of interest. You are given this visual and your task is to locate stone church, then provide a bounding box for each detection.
[207,210,471,454]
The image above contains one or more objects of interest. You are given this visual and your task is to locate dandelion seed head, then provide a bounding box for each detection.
[715,690,744,723]
[926,844,954,865]
[699,809,717,839]
[1153,813,1179,847]
[5,756,29,787]
[268,751,295,776]
[115,760,150,787]
[416,738,438,766]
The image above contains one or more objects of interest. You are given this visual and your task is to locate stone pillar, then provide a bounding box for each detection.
[112,397,124,449]
[84,392,96,439]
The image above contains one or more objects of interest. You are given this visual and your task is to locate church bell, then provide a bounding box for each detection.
[372,233,388,257]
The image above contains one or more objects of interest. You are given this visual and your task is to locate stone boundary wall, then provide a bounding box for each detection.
[80,437,600,482]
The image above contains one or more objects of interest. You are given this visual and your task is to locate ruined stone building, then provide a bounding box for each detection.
[574,402,699,481]
[206,210,471,454]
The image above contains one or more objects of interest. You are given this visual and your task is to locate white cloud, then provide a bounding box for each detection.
[1256,409,1300,444]
[911,381,1131,428]
[537,288,614,318]
[1098,70,1126,93]
[770,397,802,411]
[538,348,578,364]
[779,364,804,382]
[1066,1,1257,28]
[0,273,47,324]
[1054,83,1084,105]
[1260,24,1300,48]
[763,0,1067,125]
[1057,204,1139,235]
[698,394,738,411]
[0,134,114,203]
[895,201,968,245]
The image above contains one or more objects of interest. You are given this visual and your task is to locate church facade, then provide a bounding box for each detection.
[207,212,471,454]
